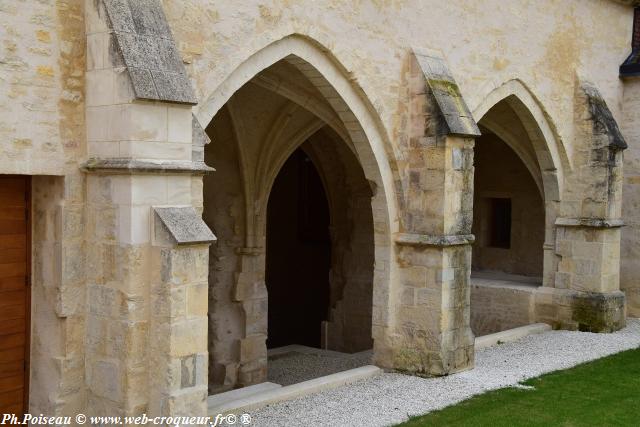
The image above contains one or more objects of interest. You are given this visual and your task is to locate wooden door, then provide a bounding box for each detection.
[0,176,30,415]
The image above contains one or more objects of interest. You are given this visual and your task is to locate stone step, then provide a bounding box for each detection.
[208,365,382,415]
[207,382,282,412]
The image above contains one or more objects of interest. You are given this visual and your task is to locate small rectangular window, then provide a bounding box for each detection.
[488,198,511,249]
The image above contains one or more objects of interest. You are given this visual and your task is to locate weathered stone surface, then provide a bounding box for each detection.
[82,158,215,174]
[555,217,625,228]
[102,0,197,104]
[581,83,627,150]
[192,114,211,162]
[412,49,481,137]
[155,207,216,245]
[571,291,626,332]
[395,233,475,247]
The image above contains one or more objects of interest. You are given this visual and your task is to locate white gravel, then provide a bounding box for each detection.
[247,319,640,427]
[268,350,372,386]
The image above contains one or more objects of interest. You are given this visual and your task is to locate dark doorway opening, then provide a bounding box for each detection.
[488,198,512,249]
[265,148,331,349]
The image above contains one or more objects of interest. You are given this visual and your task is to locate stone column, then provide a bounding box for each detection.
[392,134,476,375]
[148,209,215,417]
[379,50,479,375]
[232,248,268,387]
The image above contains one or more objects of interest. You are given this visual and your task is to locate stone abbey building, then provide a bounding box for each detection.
[1,0,639,420]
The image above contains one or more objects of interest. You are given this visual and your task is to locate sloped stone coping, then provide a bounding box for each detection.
[102,0,198,104]
[475,323,552,349]
[81,158,215,174]
[208,365,382,416]
[395,232,475,247]
[412,48,481,137]
[154,206,216,245]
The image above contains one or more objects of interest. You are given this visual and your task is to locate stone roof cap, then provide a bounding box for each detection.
[413,49,481,137]
[582,83,628,150]
[154,206,216,245]
[103,0,197,105]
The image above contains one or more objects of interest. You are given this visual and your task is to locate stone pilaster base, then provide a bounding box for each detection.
[534,287,626,332]
[383,237,475,377]
[571,291,626,332]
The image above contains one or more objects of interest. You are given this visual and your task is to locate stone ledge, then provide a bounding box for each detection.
[555,217,624,228]
[395,233,475,247]
[81,158,215,175]
[475,323,552,349]
[207,382,282,411]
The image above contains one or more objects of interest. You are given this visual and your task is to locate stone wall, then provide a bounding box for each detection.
[621,80,640,317]
[30,175,86,417]
[0,0,84,175]
[0,0,87,417]
[470,280,536,336]
[169,0,631,167]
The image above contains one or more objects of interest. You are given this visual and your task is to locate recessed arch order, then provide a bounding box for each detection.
[473,79,569,203]
[195,33,401,332]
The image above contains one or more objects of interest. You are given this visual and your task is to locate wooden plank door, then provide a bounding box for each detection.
[0,176,30,415]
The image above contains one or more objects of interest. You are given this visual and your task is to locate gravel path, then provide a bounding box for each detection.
[249,319,640,427]
[268,349,372,386]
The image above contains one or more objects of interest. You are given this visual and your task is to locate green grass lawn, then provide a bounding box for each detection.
[399,348,640,427]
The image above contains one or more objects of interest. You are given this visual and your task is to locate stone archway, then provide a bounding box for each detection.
[197,36,399,393]
[470,82,565,335]
[473,81,566,288]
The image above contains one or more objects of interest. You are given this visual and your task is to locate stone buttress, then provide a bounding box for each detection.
[376,49,479,375]
[82,0,215,418]
[536,81,627,332]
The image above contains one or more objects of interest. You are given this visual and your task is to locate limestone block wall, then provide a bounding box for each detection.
[171,0,632,173]
[84,173,205,415]
[621,79,640,317]
[203,108,248,394]
[0,0,84,175]
[149,239,209,417]
[379,51,477,375]
[391,242,474,374]
[30,175,87,417]
[0,0,87,417]
[470,282,535,336]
